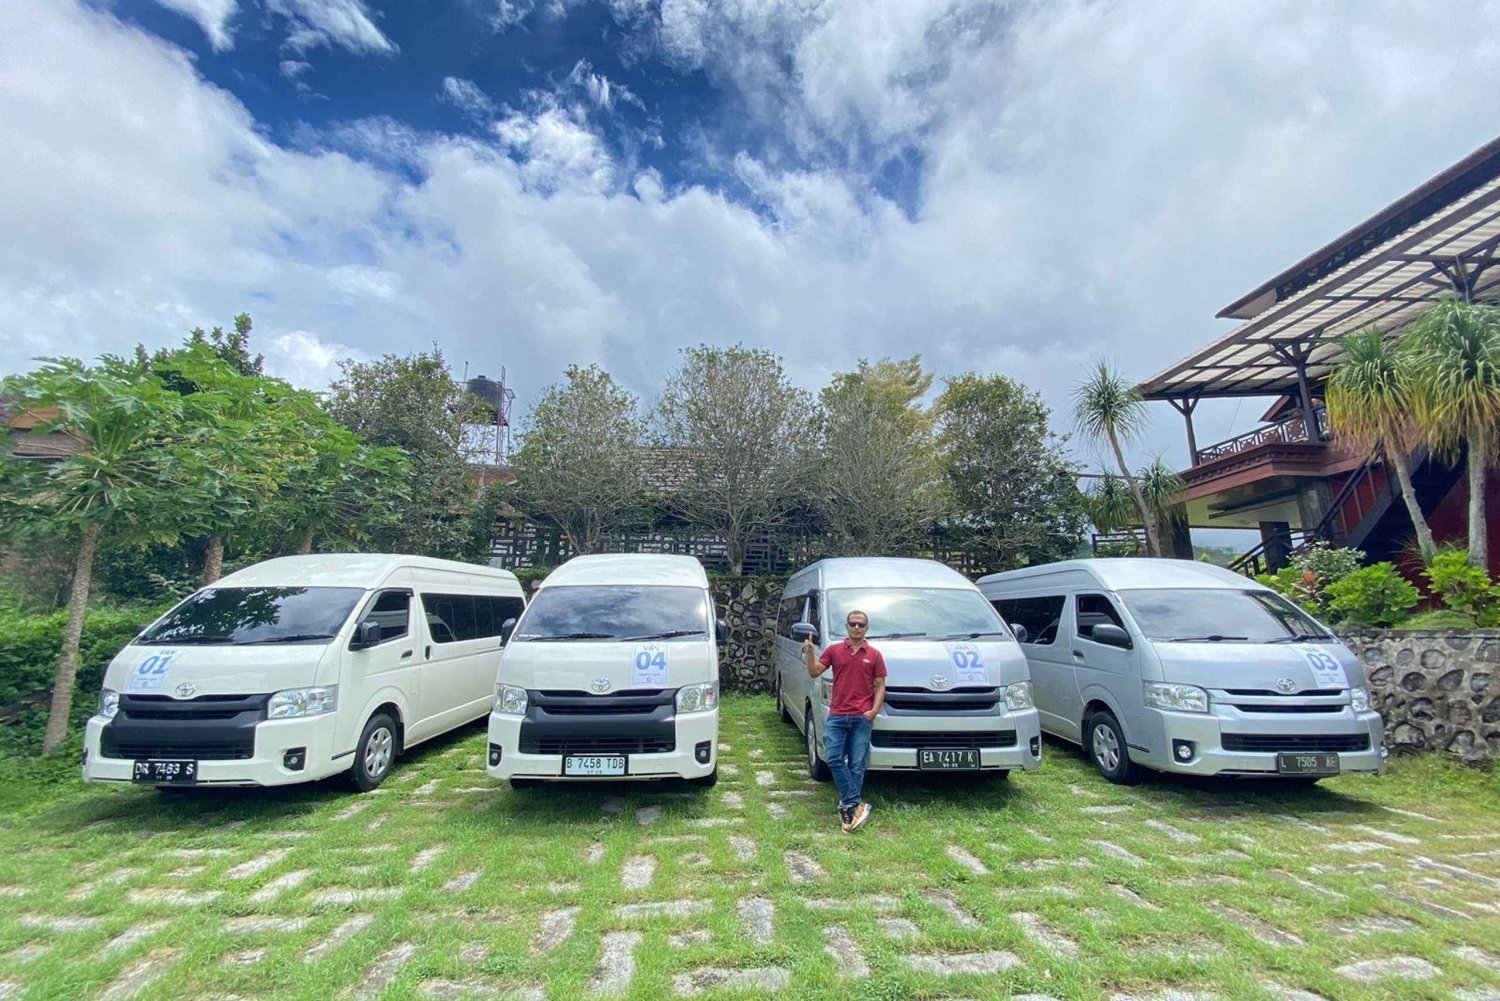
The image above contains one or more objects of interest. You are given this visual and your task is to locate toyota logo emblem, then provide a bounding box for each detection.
[1275,677,1297,694]
[930,674,952,691]
[174,682,197,699]
[590,678,611,694]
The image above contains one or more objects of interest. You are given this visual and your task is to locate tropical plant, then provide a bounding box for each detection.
[1137,456,1187,555]
[1405,298,1500,567]
[935,373,1087,573]
[1325,562,1420,627]
[510,365,647,555]
[0,358,195,753]
[653,345,815,575]
[270,423,411,555]
[1291,542,1365,590]
[1323,327,1437,559]
[1085,473,1135,535]
[1072,361,1159,556]
[816,357,944,556]
[1422,548,1500,626]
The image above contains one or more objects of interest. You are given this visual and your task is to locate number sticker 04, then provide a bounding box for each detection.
[632,644,668,686]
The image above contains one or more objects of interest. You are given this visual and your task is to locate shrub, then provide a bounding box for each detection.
[1256,567,1321,614]
[1402,609,1480,630]
[1325,562,1420,627]
[1290,543,1364,589]
[1422,549,1500,627]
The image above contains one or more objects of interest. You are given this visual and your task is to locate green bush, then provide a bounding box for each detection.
[0,604,161,756]
[1422,549,1500,627]
[1255,567,1321,614]
[1402,609,1480,630]
[1325,562,1420,627]
[1290,543,1364,589]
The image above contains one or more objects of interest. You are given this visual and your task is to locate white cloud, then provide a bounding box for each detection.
[566,60,643,112]
[439,76,495,119]
[5,0,1500,502]
[279,59,311,78]
[264,329,365,387]
[267,0,397,55]
[150,0,238,51]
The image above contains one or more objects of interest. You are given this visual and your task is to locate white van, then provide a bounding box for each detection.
[774,558,1041,780]
[978,558,1387,784]
[83,554,525,792]
[487,554,723,788]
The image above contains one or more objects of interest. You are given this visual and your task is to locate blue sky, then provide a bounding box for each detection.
[4,0,1500,518]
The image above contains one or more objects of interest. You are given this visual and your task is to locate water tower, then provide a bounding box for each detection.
[465,367,516,467]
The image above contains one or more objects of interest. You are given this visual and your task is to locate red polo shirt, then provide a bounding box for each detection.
[818,639,888,716]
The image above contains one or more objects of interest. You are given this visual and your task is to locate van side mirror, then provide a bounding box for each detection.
[1011,623,1029,645]
[715,618,729,648]
[791,622,818,642]
[1091,623,1132,649]
[500,618,518,645]
[350,620,381,650]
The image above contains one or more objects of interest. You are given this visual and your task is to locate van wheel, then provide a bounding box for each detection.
[1086,710,1141,785]
[776,674,793,725]
[686,768,718,788]
[348,713,398,792]
[806,706,831,782]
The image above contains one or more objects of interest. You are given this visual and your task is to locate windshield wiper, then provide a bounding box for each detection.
[523,631,617,642]
[618,629,707,641]
[236,634,336,645]
[866,631,927,639]
[138,636,233,645]
[940,630,1009,640]
[1167,635,1248,642]
[1269,634,1331,644]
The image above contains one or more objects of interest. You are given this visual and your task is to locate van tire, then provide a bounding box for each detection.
[1085,710,1141,786]
[806,706,832,782]
[348,713,399,792]
[686,768,718,788]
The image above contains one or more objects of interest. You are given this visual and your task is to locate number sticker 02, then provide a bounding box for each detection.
[946,644,987,684]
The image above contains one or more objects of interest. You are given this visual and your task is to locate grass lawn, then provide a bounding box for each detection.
[1,693,1498,1000]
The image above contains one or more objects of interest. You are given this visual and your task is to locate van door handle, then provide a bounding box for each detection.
[1072,651,1085,660]
[425,645,432,659]
[400,650,413,660]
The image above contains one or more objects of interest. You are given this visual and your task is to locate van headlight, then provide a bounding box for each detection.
[676,682,719,714]
[495,684,528,716]
[1003,681,1033,711]
[1143,682,1208,713]
[268,686,338,719]
[99,688,120,719]
[1350,687,1371,712]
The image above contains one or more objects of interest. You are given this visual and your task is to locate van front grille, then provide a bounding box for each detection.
[870,730,1016,750]
[882,687,1001,713]
[1221,733,1370,753]
[519,736,675,755]
[106,741,254,761]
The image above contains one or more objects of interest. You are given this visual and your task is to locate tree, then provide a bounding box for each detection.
[268,422,411,555]
[0,358,193,753]
[1323,327,1438,560]
[1406,298,1500,567]
[510,365,646,554]
[1086,473,1136,535]
[139,312,263,378]
[1137,456,1188,558]
[816,357,943,555]
[1072,361,1160,557]
[935,373,1087,573]
[653,345,814,574]
[325,349,489,559]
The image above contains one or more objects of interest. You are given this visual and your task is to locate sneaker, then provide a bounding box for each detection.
[838,805,855,832]
[846,802,871,832]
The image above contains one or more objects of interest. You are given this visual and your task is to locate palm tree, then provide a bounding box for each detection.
[1086,472,1136,536]
[1406,299,1500,567]
[1073,362,1159,556]
[1138,456,1187,554]
[1324,327,1437,560]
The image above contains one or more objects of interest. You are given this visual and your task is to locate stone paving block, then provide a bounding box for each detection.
[588,931,641,995]
[1088,840,1146,866]
[100,948,179,1001]
[352,942,416,1001]
[585,843,606,865]
[903,950,1021,975]
[1269,870,1345,900]
[946,845,989,874]
[635,806,663,827]
[127,889,223,907]
[531,907,580,954]
[621,855,656,890]
[1145,820,1201,844]
[1351,824,1421,845]
[1011,911,1079,956]
[822,925,869,978]
[1106,992,1220,1001]
[4,945,48,964]
[1108,884,1160,910]
[737,896,774,945]
[302,913,373,962]
[0,982,16,999]
[411,846,445,872]
[784,851,825,883]
[20,914,101,932]
[1202,902,1303,947]
[878,917,919,940]
[1334,956,1439,982]
[1456,990,1500,1001]
[1411,856,1500,888]
[668,930,712,948]
[443,870,481,893]
[308,887,400,907]
[1258,984,1328,1001]
[419,980,545,1000]
[223,948,265,965]
[102,921,170,956]
[613,899,710,919]
[923,889,980,929]
[672,966,791,996]
[225,848,290,880]
[248,869,310,905]
[1453,945,1500,972]
[224,916,311,934]
[728,835,756,862]
[1329,915,1418,936]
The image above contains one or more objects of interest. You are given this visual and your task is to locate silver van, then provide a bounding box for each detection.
[774,558,1042,780]
[977,558,1386,784]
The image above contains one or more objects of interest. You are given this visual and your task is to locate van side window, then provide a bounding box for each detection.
[1076,593,1126,641]
[994,596,1064,646]
[422,593,525,643]
[806,594,820,635]
[777,596,803,638]
[366,590,411,643]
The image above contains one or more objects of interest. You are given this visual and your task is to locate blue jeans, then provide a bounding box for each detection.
[823,714,873,810]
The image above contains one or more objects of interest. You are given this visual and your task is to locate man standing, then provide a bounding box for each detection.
[803,610,886,833]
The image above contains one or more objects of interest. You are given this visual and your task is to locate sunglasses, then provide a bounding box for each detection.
[846,621,868,629]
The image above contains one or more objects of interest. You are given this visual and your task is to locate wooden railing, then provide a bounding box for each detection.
[1193,408,1327,465]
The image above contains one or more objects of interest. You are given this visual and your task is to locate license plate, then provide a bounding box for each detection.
[132,759,197,783]
[917,748,979,770]
[563,755,626,777]
[1276,751,1340,775]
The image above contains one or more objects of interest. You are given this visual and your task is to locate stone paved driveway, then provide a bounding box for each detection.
[1,694,1498,1000]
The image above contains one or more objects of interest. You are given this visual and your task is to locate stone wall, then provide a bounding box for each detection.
[712,577,783,692]
[1340,629,1499,766]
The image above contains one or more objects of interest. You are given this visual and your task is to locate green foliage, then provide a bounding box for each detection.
[1401,609,1481,630]
[0,605,158,756]
[1085,473,1134,534]
[1405,298,1500,459]
[1255,568,1321,615]
[935,373,1087,574]
[1325,562,1420,627]
[1423,548,1500,626]
[1291,542,1365,589]
[1071,360,1158,556]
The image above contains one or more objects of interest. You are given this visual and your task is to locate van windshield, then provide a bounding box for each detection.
[1117,588,1333,643]
[826,587,1007,640]
[138,587,365,645]
[515,585,708,641]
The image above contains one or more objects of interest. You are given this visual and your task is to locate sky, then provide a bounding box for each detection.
[4,0,1500,523]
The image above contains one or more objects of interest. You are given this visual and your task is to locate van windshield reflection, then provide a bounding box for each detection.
[514,586,707,642]
[1117,589,1332,643]
[138,587,364,645]
[826,588,1007,640]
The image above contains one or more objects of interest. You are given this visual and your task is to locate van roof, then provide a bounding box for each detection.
[217,554,520,590]
[977,558,1264,592]
[541,554,709,588]
[790,557,975,590]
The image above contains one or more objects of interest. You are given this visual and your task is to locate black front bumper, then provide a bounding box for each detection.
[100,693,270,761]
[518,689,677,755]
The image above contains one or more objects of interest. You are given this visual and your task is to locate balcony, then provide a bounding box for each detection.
[1192,409,1325,466]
